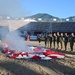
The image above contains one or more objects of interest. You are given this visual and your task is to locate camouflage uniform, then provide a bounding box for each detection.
[64,33,68,50]
[69,33,75,51]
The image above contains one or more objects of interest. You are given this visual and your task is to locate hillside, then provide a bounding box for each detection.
[26,13,60,22]
[26,13,75,22]
[0,13,75,22]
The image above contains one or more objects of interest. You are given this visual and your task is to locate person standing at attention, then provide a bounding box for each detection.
[49,33,53,48]
[53,33,57,49]
[57,32,60,49]
[69,33,75,51]
[44,33,48,47]
[64,33,68,51]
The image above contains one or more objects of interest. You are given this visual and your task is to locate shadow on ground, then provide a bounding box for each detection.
[30,59,75,75]
[0,60,41,75]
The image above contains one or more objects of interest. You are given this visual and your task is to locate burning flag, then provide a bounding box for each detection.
[1,30,65,60]
[3,46,65,60]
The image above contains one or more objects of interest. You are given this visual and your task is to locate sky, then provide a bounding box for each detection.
[0,0,75,18]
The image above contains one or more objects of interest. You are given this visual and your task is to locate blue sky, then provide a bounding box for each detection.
[0,0,75,18]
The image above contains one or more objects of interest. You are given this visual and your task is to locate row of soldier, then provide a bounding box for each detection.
[38,32,75,51]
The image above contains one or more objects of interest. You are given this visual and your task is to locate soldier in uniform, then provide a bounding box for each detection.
[56,32,60,49]
[49,33,52,48]
[64,33,68,51]
[47,33,50,47]
[37,34,42,45]
[44,33,48,47]
[60,33,64,50]
[69,33,75,51]
[53,33,57,49]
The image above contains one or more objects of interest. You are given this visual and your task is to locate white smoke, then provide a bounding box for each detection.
[4,31,32,52]
[0,26,9,40]
[0,27,32,52]
[0,26,9,51]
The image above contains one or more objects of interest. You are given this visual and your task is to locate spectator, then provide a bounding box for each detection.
[27,34,30,41]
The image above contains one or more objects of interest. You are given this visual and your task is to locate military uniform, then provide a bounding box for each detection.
[53,35,57,48]
[57,35,60,49]
[47,34,52,48]
[60,36,64,49]
[69,35,75,51]
[64,35,68,50]
[37,35,41,44]
[47,34,50,47]
[49,35,52,48]
[44,34,48,47]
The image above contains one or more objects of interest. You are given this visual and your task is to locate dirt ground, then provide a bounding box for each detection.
[0,41,75,75]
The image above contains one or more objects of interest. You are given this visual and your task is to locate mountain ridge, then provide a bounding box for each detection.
[0,13,75,22]
[26,13,75,22]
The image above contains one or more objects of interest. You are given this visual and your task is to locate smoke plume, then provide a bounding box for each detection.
[0,27,32,52]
